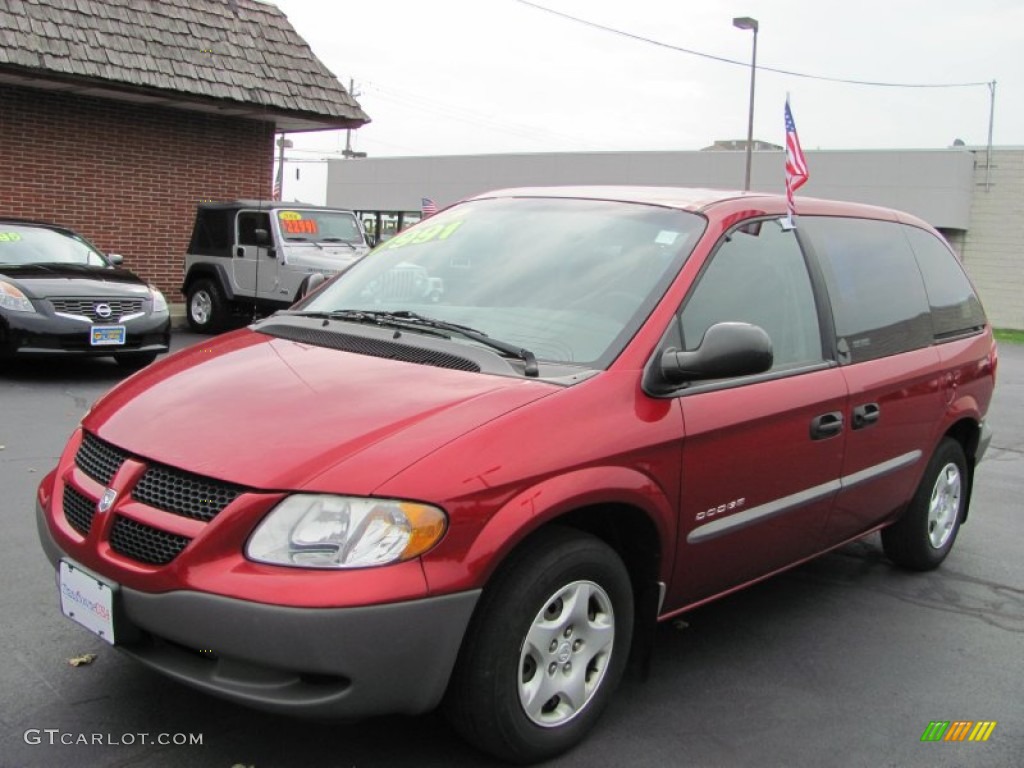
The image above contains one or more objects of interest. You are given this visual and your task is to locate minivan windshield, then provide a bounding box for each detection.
[276,209,364,244]
[0,225,109,267]
[296,197,705,367]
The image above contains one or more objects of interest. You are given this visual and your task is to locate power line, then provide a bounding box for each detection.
[512,0,991,88]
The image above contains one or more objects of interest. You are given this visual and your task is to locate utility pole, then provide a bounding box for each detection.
[275,134,292,199]
[343,78,367,158]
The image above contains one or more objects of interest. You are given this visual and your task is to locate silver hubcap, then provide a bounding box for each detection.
[191,291,212,324]
[518,580,614,728]
[927,462,962,549]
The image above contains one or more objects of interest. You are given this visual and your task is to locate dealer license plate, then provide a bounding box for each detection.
[59,560,115,644]
[90,325,126,346]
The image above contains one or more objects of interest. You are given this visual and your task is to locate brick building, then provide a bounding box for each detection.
[0,0,368,297]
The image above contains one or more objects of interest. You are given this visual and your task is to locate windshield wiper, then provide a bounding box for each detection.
[284,309,539,377]
[318,238,357,249]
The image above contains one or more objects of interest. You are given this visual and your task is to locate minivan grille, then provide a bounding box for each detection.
[63,485,96,536]
[76,432,127,485]
[132,465,242,522]
[259,324,482,373]
[109,516,191,565]
[51,297,144,321]
[65,432,249,565]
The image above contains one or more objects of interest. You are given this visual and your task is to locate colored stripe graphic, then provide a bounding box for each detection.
[921,721,949,741]
[969,721,997,742]
[921,720,996,742]
[944,721,973,741]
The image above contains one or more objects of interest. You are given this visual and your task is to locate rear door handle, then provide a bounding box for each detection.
[810,411,844,440]
[852,403,880,430]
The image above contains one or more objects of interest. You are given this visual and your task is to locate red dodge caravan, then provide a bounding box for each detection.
[37,188,996,762]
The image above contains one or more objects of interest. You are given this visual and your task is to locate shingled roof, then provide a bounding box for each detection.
[0,0,370,131]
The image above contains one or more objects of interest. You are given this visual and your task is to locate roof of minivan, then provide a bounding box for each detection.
[468,186,926,227]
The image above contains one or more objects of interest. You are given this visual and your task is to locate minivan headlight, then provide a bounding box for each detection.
[0,280,36,313]
[246,495,447,569]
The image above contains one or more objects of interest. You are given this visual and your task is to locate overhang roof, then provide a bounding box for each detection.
[0,0,370,132]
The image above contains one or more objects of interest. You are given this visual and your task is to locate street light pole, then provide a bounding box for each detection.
[733,16,759,191]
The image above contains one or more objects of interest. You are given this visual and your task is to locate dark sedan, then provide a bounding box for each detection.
[0,220,170,368]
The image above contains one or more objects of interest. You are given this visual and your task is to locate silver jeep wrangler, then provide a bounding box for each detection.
[182,200,370,332]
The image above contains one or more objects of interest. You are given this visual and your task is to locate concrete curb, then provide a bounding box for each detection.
[169,303,189,331]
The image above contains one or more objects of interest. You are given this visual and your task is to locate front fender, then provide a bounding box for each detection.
[421,465,677,594]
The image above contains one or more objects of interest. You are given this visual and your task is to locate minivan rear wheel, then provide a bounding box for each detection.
[444,527,633,763]
[881,438,967,571]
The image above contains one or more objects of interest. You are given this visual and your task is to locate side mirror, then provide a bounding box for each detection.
[660,322,773,384]
[254,228,271,247]
[107,253,124,265]
[298,272,327,300]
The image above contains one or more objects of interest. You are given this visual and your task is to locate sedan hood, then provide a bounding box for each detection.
[84,328,558,492]
[1,264,150,298]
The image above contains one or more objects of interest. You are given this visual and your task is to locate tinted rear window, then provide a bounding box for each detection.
[189,209,233,257]
[902,225,986,339]
[800,217,931,364]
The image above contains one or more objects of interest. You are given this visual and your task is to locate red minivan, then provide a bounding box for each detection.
[37,187,996,762]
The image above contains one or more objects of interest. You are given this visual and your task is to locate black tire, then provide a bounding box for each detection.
[114,352,157,371]
[882,438,968,571]
[186,278,226,333]
[444,527,633,764]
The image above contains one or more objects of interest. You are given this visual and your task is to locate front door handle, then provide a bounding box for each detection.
[235,246,244,258]
[852,403,880,429]
[810,411,844,440]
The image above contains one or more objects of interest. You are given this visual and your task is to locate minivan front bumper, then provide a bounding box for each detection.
[37,502,479,718]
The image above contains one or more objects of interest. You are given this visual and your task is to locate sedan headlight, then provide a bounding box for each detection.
[246,495,447,569]
[0,280,36,313]
[149,286,168,313]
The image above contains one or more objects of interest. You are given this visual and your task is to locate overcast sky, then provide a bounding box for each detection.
[268,0,1022,160]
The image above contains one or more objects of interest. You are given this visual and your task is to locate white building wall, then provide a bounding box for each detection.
[326,149,976,230]
[961,149,1024,330]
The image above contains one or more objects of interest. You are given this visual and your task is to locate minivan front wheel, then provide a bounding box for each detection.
[882,438,967,571]
[445,528,633,763]
[186,279,225,333]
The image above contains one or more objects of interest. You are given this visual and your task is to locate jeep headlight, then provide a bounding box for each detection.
[246,495,447,569]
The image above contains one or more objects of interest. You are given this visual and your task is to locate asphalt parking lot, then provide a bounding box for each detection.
[1,332,1021,768]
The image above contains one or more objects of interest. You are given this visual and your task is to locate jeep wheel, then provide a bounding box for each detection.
[186,279,226,333]
[882,438,967,571]
[444,528,633,763]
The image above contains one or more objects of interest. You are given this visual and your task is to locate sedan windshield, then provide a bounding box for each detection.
[0,226,109,266]
[297,197,705,367]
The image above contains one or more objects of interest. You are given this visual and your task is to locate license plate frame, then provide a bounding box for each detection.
[59,560,116,645]
[90,325,126,346]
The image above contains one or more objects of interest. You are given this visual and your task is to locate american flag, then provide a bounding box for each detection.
[784,97,809,223]
[421,197,438,217]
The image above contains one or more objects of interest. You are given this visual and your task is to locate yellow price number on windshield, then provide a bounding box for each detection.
[0,232,23,243]
[383,220,463,250]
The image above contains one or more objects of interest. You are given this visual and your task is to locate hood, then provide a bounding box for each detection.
[84,328,557,492]
[281,243,367,271]
[0,264,150,298]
